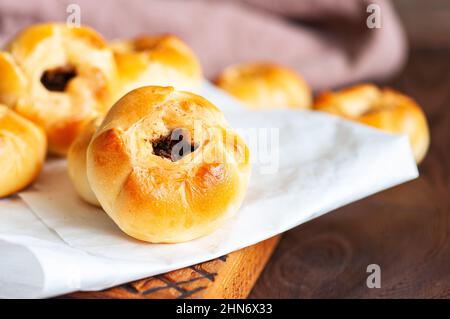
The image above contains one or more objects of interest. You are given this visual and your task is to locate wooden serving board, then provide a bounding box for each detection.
[65,236,280,299]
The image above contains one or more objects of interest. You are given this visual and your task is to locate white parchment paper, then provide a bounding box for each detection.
[0,83,418,298]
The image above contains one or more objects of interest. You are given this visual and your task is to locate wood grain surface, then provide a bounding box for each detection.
[250,1,450,298]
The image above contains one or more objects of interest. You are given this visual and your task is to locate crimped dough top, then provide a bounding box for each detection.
[87,86,251,243]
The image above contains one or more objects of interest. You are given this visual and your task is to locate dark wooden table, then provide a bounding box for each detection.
[250,0,450,298]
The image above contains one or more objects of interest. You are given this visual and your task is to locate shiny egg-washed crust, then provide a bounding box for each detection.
[111,35,202,100]
[215,62,312,109]
[0,105,46,197]
[67,117,101,206]
[87,86,251,243]
[0,23,117,155]
[314,84,430,163]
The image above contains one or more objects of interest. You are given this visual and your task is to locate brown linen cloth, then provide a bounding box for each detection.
[0,0,407,90]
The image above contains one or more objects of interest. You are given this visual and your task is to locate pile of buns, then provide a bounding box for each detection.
[0,23,430,243]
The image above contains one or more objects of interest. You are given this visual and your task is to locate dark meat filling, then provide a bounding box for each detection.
[40,65,77,92]
[152,129,198,161]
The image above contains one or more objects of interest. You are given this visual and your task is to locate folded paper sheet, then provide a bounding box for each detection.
[0,83,418,298]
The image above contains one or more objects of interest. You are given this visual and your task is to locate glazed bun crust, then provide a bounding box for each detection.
[87,86,251,243]
[111,35,202,99]
[216,62,312,109]
[67,118,101,206]
[0,105,46,197]
[0,23,117,155]
[315,84,430,163]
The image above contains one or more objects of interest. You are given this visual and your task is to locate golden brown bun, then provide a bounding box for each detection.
[314,84,430,163]
[0,23,117,155]
[111,35,202,99]
[67,117,101,206]
[87,86,251,243]
[215,62,312,109]
[0,104,46,197]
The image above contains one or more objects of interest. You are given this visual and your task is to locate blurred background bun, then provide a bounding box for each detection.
[0,104,46,197]
[315,84,430,163]
[216,62,312,109]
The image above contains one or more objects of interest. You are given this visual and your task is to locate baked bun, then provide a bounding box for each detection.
[87,86,251,243]
[111,35,202,99]
[67,117,101,206]
[215,62,312,109]
[0,104,46,197]
[314,84,430,163]
[0,23,117,155]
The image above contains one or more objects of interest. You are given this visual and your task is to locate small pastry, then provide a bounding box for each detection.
[67,117,101,206]
[0,105,46,197]
[314,84,430,163]
[111,35,202,99]
[0,23,117,155]
[215,62,312,109]
[87,86,251,243]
